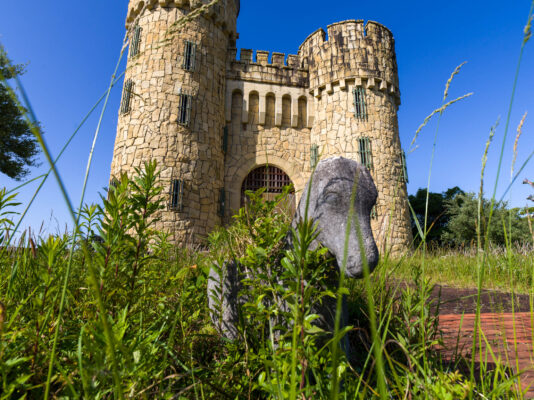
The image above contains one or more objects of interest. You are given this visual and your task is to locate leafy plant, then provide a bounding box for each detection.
[0,44,40,180]
[442,192,532,247]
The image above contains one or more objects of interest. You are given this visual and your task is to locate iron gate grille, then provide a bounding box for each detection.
[242,166,293,195]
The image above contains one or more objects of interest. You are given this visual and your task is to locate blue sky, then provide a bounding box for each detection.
[0,0,533,237]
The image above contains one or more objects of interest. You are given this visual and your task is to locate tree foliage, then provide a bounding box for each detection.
[408,186,464,245]
[442,192,532,247]
[409,187,532,247]
[0,45,39,180]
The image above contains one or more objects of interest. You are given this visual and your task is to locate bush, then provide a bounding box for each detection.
[442,192,532,247]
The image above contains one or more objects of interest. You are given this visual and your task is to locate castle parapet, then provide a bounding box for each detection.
[240,48,253,63]
[125,0,239,38]
[227,49,309,88]
[298,19,399,101]
[234,49,303,68]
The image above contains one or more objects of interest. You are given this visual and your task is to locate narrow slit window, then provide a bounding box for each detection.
[218,188,225,218]
[182,41,197,71]
[310,144,319,169]
[129,25,142,58]
[371,205,378,220]
[357,137,373,171]
[169,179,184,212]
[120,79,133,114]
[401,150,409,183]
[177,91,192,126]
[222,126,228,154]
[353,86,367,121]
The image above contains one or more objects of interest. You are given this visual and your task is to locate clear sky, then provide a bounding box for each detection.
[0,0,533,237]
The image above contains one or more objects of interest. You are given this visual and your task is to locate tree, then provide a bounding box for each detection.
[441,192,532,247]
[408,186,464,245]
[0,45,39,180]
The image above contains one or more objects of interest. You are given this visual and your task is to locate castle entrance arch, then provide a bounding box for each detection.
[241,165,296,216]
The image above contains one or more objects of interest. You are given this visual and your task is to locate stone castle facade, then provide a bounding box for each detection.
[111,0,413,254]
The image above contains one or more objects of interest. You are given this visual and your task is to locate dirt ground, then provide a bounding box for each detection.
[429,285,534,398]
[429,285,532,314]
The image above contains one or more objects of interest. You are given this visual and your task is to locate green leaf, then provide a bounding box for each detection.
[5,356,31,368]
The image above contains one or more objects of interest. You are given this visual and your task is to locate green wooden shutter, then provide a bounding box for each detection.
[120,79,133,114]
[310,144,319,169]
[353,86,367,121]
[190,42,197,71]
[169,179,184,211]
[218,188,225,217]
[178,91,192,126]
[178,94,185,124]
[183,41,197,71]
[185,94,192,126]
[358,137,373,171]
[222,126,228,154]
[401,150,409,183]
[129,25,142,58]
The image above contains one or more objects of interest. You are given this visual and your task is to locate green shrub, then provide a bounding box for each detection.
[442,192,532,247]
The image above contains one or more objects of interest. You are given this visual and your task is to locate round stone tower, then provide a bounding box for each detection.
[299,20,412,254]
[111,0,239,245]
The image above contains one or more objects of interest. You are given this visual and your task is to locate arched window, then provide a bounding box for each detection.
[265,93,276,127]
[231,89,243,134]
[248,91,259,125]
[282,95,291,127]
[241,165,295,212]
[242,165,292,194]
[298,96,307,129]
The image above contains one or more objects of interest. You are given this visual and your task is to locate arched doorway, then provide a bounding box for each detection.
[241,165,296,216]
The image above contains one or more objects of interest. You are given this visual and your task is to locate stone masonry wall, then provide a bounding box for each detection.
[111,0,238,244]
[223,81,313,216]
[308,81,411,254]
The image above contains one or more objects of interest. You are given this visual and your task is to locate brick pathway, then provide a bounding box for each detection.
[439,313,534,398]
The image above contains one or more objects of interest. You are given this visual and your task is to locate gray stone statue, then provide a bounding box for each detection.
[207,157,379,358]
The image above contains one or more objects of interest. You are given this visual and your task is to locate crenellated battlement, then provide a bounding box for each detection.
[226,48,309,88]
[298,20,393,53]
[298,19,398,95]
[229,49,304,69]
[125,0,240,38]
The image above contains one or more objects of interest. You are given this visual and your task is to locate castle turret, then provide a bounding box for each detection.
[111,0,240,244]
[299,20,412,254]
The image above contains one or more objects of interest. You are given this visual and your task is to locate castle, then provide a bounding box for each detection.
[110,0,413,254]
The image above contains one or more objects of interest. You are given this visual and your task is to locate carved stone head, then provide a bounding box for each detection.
[291,157,379,277]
